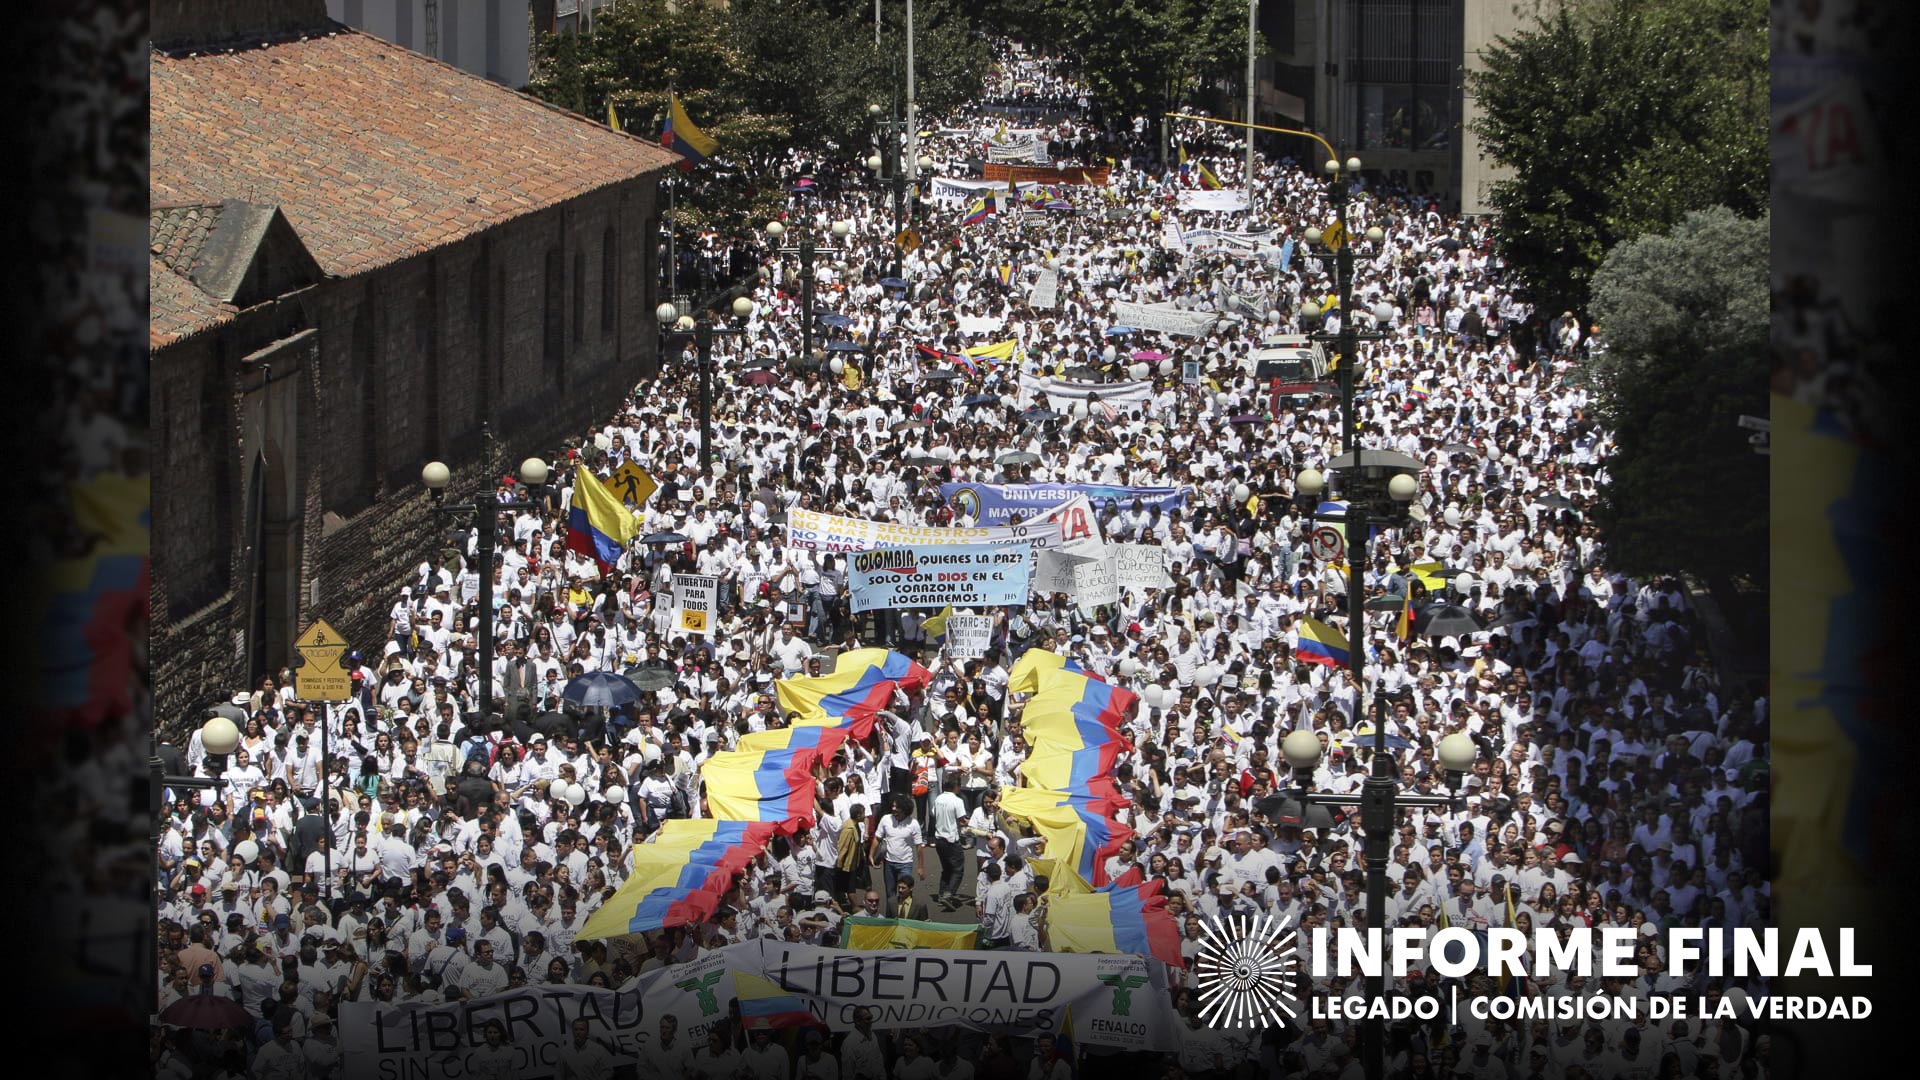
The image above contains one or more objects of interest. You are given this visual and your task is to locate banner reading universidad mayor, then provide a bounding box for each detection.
[848,544,1032,612]
[785,502,1086,554]
[941,483,1188,526]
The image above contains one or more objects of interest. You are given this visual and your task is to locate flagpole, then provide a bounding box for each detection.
[666,83,678,309]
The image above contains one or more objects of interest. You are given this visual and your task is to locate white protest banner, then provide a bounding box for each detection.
[1017,373,1153,411]
[1161,220,1186,253]
[1115,543,1173,590]
[1071,556,1120,615]
[756,942,1180,1051]
[1109,301,1221,338]
[1033,536,1105,596]
[1175,188,1250,212]
[672,574,718,636]
[342,950,744,1080]
[956,314,1006,335]
[947,614,995,659]
[786,507,1079,555]
[1030,268,1060,309]
[848,545,1033,613]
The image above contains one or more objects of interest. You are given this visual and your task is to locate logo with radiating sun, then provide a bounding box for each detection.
[1195,912,1299,1028]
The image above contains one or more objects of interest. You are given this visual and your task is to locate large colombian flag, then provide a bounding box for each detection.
[700,746,824,827]
[579,820,777,938]
[1020,665,1133,797]
[1006,647,1100,695]
[1046,879,1183,966]
[735,723,850,758]
[660,91,719,172]
[565,468,638,574]
[999,787,1132,888]
[777,648,931,739]
[1295,617,1351,668]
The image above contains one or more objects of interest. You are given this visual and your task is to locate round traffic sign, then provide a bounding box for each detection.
[1309,524,1346,563]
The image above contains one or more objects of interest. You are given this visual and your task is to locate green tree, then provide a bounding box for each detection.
[1586,207,1767,591]
[1468,0,1766,315]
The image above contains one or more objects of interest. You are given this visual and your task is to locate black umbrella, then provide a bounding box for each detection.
[159,990,256,1030]
[1364,594,1410,612]
[561,671,644,710]
[1062,365,1104,382]
[923,370,961,382]
[996,451,1041,466]
[1440,442,1478,455]
[641,531,689,545]
[622,667,678,691]
[906,455,949,467]
[1417,604,1483,639]
[1437,237,1463,252]
[1532,494,1575,509]
[744,356,778,370]
[962,394,999,407]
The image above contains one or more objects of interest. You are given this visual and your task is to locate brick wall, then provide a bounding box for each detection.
[152,178,660,734]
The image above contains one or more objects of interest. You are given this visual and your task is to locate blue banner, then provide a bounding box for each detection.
[940,483,1189,526]
[847,544,1033,613]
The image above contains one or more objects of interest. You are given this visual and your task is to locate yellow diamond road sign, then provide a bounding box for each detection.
[1320,220,1347,252]
[609,461,658,507]
[896,228,921,251]
[293,619,352,702]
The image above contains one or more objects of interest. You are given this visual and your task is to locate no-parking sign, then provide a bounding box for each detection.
[1310,524,1346,564]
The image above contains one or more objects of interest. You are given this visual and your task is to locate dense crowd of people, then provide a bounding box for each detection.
[153,40,1767,1080]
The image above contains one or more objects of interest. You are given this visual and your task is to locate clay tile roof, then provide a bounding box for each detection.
[151,27,679,282]
[151,256,238,349]
[150,202,226,277]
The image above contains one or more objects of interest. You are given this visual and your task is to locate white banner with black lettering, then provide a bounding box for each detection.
[1029,268,1060,309]
[1175,189,1250,212]
[1109,301,1222,338]
[1017,373,1154,411]
[672,574,718,636]
[1115,543,1173,590]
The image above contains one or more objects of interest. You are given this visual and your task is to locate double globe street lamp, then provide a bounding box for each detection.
[766,215,849,367]
[420,454,550,730]
[656,291,757,473]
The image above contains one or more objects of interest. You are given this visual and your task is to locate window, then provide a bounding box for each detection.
[1348,0,1460,152]
[544,249,564,377]
[573,251,586,344]
[601,227,617,336]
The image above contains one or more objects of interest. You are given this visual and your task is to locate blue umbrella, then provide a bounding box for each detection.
[1022,407,1058,423]
[817,313,853,328]
[879,277,909,289]
[825,340,866,352]
[962,394,998,407]
[562,671,645,710]
[1103,326,1136,337]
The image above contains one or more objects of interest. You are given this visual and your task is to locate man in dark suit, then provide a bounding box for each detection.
[885,873,930,921]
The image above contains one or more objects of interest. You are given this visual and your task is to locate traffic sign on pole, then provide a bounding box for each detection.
[292,619,352,702]
[609,461,658,507]
[1309,524,1346,564]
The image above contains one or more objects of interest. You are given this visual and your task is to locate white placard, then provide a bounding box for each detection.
[672,573,717,636]
[1030,268,1060,309]
[1115,543,1173,590]
[947,614,995,659]
[1110,301,1222,338]
[1071,556,1120,615]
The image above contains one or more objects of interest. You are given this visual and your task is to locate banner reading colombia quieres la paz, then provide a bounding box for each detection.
[848,544,1032,613]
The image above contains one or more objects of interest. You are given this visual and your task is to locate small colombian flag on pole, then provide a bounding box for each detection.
[606,100,621,132]
[565,468,639,574]
[1196,161,1224,191]
[660,92,718,173]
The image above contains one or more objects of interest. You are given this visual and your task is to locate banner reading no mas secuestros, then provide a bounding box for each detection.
[848,544,1032,613]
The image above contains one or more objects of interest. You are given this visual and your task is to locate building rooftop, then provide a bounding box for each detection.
[152,25,677,308]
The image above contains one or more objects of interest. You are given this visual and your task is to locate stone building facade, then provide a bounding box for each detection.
[151,3,677,722]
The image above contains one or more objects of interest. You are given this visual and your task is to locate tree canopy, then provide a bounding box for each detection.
[1468,0,1766,316]
[1586,206,1767,590]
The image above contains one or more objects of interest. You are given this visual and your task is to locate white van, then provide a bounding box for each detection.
[1246,334,1331,394]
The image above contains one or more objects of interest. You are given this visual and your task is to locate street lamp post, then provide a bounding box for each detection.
[867,101,906,278]
[766,214,848,368]
[150,713,241,1013]
[657,281,759,472]
[420,453,551,730]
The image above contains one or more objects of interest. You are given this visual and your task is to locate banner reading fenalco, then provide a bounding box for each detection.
[942,483,1190,526]
[761,943,1180,1052]
[848,544,1032,612]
